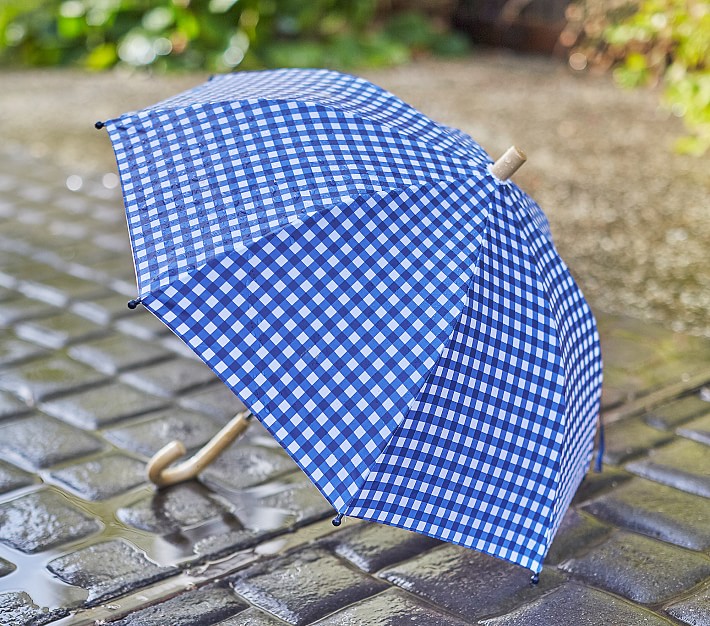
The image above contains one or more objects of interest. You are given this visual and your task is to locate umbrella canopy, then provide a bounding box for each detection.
[102,69,602,573]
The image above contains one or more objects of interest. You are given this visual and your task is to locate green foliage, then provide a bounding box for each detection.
[0,0,469,72]
[604,0,710,155]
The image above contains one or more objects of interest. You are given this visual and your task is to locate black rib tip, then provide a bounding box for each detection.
[127,299,141,310]
[94,121,105,130]
[530,573,540,585]
[331,513,344,527]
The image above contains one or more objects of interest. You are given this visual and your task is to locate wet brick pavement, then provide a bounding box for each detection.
[0,148,710,626]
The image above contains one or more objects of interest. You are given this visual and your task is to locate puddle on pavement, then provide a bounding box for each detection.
[0,476,318,614]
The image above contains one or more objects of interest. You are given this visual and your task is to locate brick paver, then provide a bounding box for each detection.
[665,587,710,626]
[645,394,710,430]
[582,477,710,550]
[103,407,228,458]
[0,460,34,494]
[230,549,389,625]
[479,583,675,626]
[47,540,179,606]
[47,452,147,500]
[40,381,168,429]
[0,489,102,553]
[559,531,710,604]
[625,438,710,498]
[311,587,470,625]
[1,137,710,624]
[109,584,248,626]
[0,413,104,469]
[320,522,441,574]
[117,482,232,534]
[379,544,564,622]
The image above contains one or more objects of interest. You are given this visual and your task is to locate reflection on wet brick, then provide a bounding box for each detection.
[0,333,48,367]
[110,584,247,626]
[645,394,710,430]
[559,531,710,604]
[120,358,218,398]
[103,408,226,458]
[40,383,167,429]
[217,607,286,625]
[0,489,101,553]
[0,557,16,577]
[666,587,710,626]
[230,471,334,529]
[379,544,563,621]
[583,478,710,551]
[202,444,297,491]
[479,583,674,626]
[678,412,710,447]
[0,355,106,403]
[314,587,470,626]
[321,521,441,573]
[118,483,231,533]
[0,459,34,494]
[0,390,29,420]
[625,438,710,498]
[0,414,103,469]
[193,528,264,561]
[545,509,612,565]
[603,418,674,465]
[230,548,388,625]
[48,452,146,500]
[15,311,106,350]
[0,591,68,626]
[47,540,178,607]
[179,383,248,421]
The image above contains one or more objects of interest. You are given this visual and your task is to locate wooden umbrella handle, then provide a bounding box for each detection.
[147,410,252,488]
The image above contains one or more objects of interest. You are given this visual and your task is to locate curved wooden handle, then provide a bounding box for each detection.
[147,410,252,488]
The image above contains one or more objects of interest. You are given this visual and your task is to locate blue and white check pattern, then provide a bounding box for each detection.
[106,69,602,573]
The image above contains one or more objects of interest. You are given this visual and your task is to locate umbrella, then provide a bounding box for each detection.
[98,69,602,575]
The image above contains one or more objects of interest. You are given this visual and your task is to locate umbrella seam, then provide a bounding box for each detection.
[498,184,568,562]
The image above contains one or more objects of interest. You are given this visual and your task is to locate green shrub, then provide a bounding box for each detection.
[0,0,469,72]
[603,0,710,155]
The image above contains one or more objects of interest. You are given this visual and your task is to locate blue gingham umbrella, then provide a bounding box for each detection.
[102,69,602,574]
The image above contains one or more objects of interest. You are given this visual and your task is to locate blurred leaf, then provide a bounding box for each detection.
[0,0,470,76]
[85,41,117,69]
[597,0,710,155]
[57,15,84,39]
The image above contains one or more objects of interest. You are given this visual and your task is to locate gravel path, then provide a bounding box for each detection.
[2,52,708,336]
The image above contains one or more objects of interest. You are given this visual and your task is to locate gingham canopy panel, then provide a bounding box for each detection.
[512,189,603,543]
[346,186,572,573]
[142,69,488,164]
[145,178,492,510]
[106,70,491,296]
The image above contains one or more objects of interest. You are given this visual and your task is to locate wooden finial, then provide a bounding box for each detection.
[490,146,527,180]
